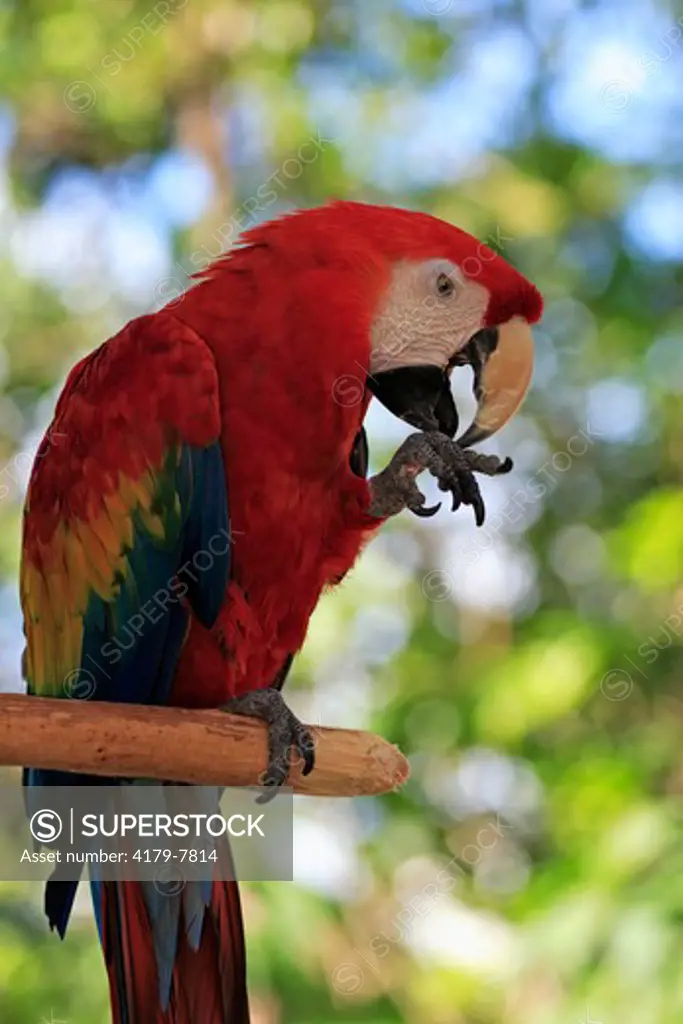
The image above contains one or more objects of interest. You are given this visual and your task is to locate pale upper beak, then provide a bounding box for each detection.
[457,316,535,447]
[366,316,535,446]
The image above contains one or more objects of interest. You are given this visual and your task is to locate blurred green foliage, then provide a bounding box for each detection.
[1,0,683,1022]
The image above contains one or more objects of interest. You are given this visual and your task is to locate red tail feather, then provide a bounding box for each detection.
[101,879,249,1023]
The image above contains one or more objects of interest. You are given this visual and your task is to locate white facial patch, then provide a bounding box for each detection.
[369,258,489,374]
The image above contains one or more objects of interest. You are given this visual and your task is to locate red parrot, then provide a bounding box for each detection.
[20,201,542,1022]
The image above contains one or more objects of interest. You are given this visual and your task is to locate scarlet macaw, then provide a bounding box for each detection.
[20,201,542,1022]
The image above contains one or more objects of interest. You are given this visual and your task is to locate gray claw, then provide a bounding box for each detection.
[368,430,511,526]
[221,689,315,800]
[411,502,441,518]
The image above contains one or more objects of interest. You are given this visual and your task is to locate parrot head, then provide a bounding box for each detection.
[353,204,543,445]
[196,201,542,448]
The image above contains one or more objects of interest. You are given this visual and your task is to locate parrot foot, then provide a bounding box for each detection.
[221,689,315,803]
[367,430,512,526]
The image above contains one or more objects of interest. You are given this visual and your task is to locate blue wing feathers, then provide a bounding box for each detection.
[64,440,229,709]
[180,443,231,629]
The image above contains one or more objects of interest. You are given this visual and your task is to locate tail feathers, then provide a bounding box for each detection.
[146,881,183,1010]
[96,877,248,1023]
[208,879,250,1017]
[45,878,80,939]
[173,887,248,1023]
[101,879,160,1024]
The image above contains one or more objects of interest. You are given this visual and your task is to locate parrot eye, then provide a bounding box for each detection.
[436,272,454,297]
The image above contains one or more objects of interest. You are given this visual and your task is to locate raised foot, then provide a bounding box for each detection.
[221,689,315,802]
[367,430,512,525]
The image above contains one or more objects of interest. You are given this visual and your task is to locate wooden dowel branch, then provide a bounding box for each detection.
[0,695,409,797]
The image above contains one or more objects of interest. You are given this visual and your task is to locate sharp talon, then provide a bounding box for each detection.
[221,689,316,792]
[412,502,441,518]
[465,481,486,526]
[255,770,283,804]
[370,431,510,522]
[302,739,316,775]
[295,726,316,776]
[256,784,279,805]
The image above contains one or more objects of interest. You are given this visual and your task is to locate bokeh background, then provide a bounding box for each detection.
[1,0,683,1021]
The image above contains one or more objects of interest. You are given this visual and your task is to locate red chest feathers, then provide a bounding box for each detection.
[169,431,372,708]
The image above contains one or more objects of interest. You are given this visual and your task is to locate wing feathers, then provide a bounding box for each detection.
[21,313,229,705]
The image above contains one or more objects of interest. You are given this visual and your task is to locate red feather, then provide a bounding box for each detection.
[101,879,247,1024]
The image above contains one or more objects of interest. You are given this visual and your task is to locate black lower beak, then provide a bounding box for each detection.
[366,366,459,438]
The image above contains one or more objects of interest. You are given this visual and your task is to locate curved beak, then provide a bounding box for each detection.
[458,317,535,447]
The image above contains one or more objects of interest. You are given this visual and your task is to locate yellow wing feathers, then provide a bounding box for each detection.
[21,467,170,696]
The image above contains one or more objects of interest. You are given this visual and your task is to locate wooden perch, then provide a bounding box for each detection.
[0,694,409,797]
